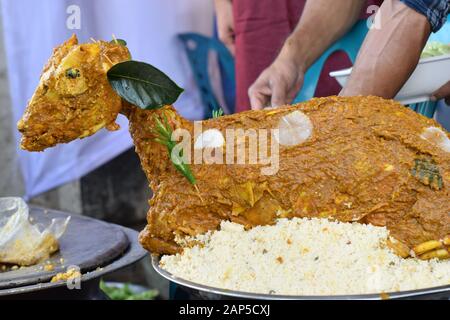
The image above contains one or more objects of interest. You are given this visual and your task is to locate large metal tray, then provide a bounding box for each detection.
[151,255,450,300]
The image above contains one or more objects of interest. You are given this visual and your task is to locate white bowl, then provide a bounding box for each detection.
[330,53,450,105]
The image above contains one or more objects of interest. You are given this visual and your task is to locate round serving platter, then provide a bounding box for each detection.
[0,207,147,298]
[151,255,450,300]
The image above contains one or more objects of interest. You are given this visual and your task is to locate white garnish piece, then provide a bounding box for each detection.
[420,126,450,153]
[273,111,313,146]
[194,129,225,149]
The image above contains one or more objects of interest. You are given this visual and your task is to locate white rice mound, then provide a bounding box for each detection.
[160,218,450,296]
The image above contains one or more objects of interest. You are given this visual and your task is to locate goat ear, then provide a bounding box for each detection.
[67,33,79,45]
[40,35,79,75]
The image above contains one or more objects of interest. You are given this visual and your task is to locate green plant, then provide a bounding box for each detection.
[100,280,158,300]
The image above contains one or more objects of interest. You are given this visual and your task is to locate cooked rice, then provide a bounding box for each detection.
[160,218,450,296]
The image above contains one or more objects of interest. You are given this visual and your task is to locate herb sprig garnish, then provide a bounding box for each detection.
[212,108,224,119]
[153,114,196,185]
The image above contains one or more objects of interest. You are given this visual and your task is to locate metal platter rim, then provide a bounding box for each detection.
[151,255,450,300]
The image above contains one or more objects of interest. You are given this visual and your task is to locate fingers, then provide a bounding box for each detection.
[431,81,450,104]
[249,72,289,110]
[217,27,235,56]
[249,84,271,110]
[249,62,304,110]
[270,80,289,108]
[223,36,235,56]
[250,79,298,110]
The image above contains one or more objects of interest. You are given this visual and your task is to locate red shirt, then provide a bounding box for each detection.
[233,0,384,112]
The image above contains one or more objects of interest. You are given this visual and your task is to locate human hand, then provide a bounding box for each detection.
[431,81,450,105]
[214,0,235,56]
[249,55,305,110]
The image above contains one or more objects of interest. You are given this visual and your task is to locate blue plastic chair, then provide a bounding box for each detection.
[178,33,236,118]
[409,101,437,118]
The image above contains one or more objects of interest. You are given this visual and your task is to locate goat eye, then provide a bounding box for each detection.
[65,68,80,79]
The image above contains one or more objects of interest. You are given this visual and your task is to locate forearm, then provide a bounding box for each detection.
[214,0,229,11]
[341,0,431,98]
[279,0,365,71]
[214,0,235,55]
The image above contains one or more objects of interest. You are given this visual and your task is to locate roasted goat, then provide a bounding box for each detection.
[18,36,450,260]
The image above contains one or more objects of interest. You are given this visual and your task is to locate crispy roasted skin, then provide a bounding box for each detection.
[129,97,450,255]
[18,37,450,257]
[18,35,130,151]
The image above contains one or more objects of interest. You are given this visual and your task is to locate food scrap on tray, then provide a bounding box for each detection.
[0,197,70,266]
[51,267,81,283]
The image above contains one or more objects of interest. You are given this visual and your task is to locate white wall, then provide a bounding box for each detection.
[0,11,24,197]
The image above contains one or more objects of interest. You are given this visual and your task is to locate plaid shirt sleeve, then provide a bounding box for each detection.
[401,0,450,32]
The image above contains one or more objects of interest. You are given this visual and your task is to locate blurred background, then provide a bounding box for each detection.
[0,0,449,299]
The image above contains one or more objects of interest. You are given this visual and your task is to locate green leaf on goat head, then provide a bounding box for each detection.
[107,60,184,109]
